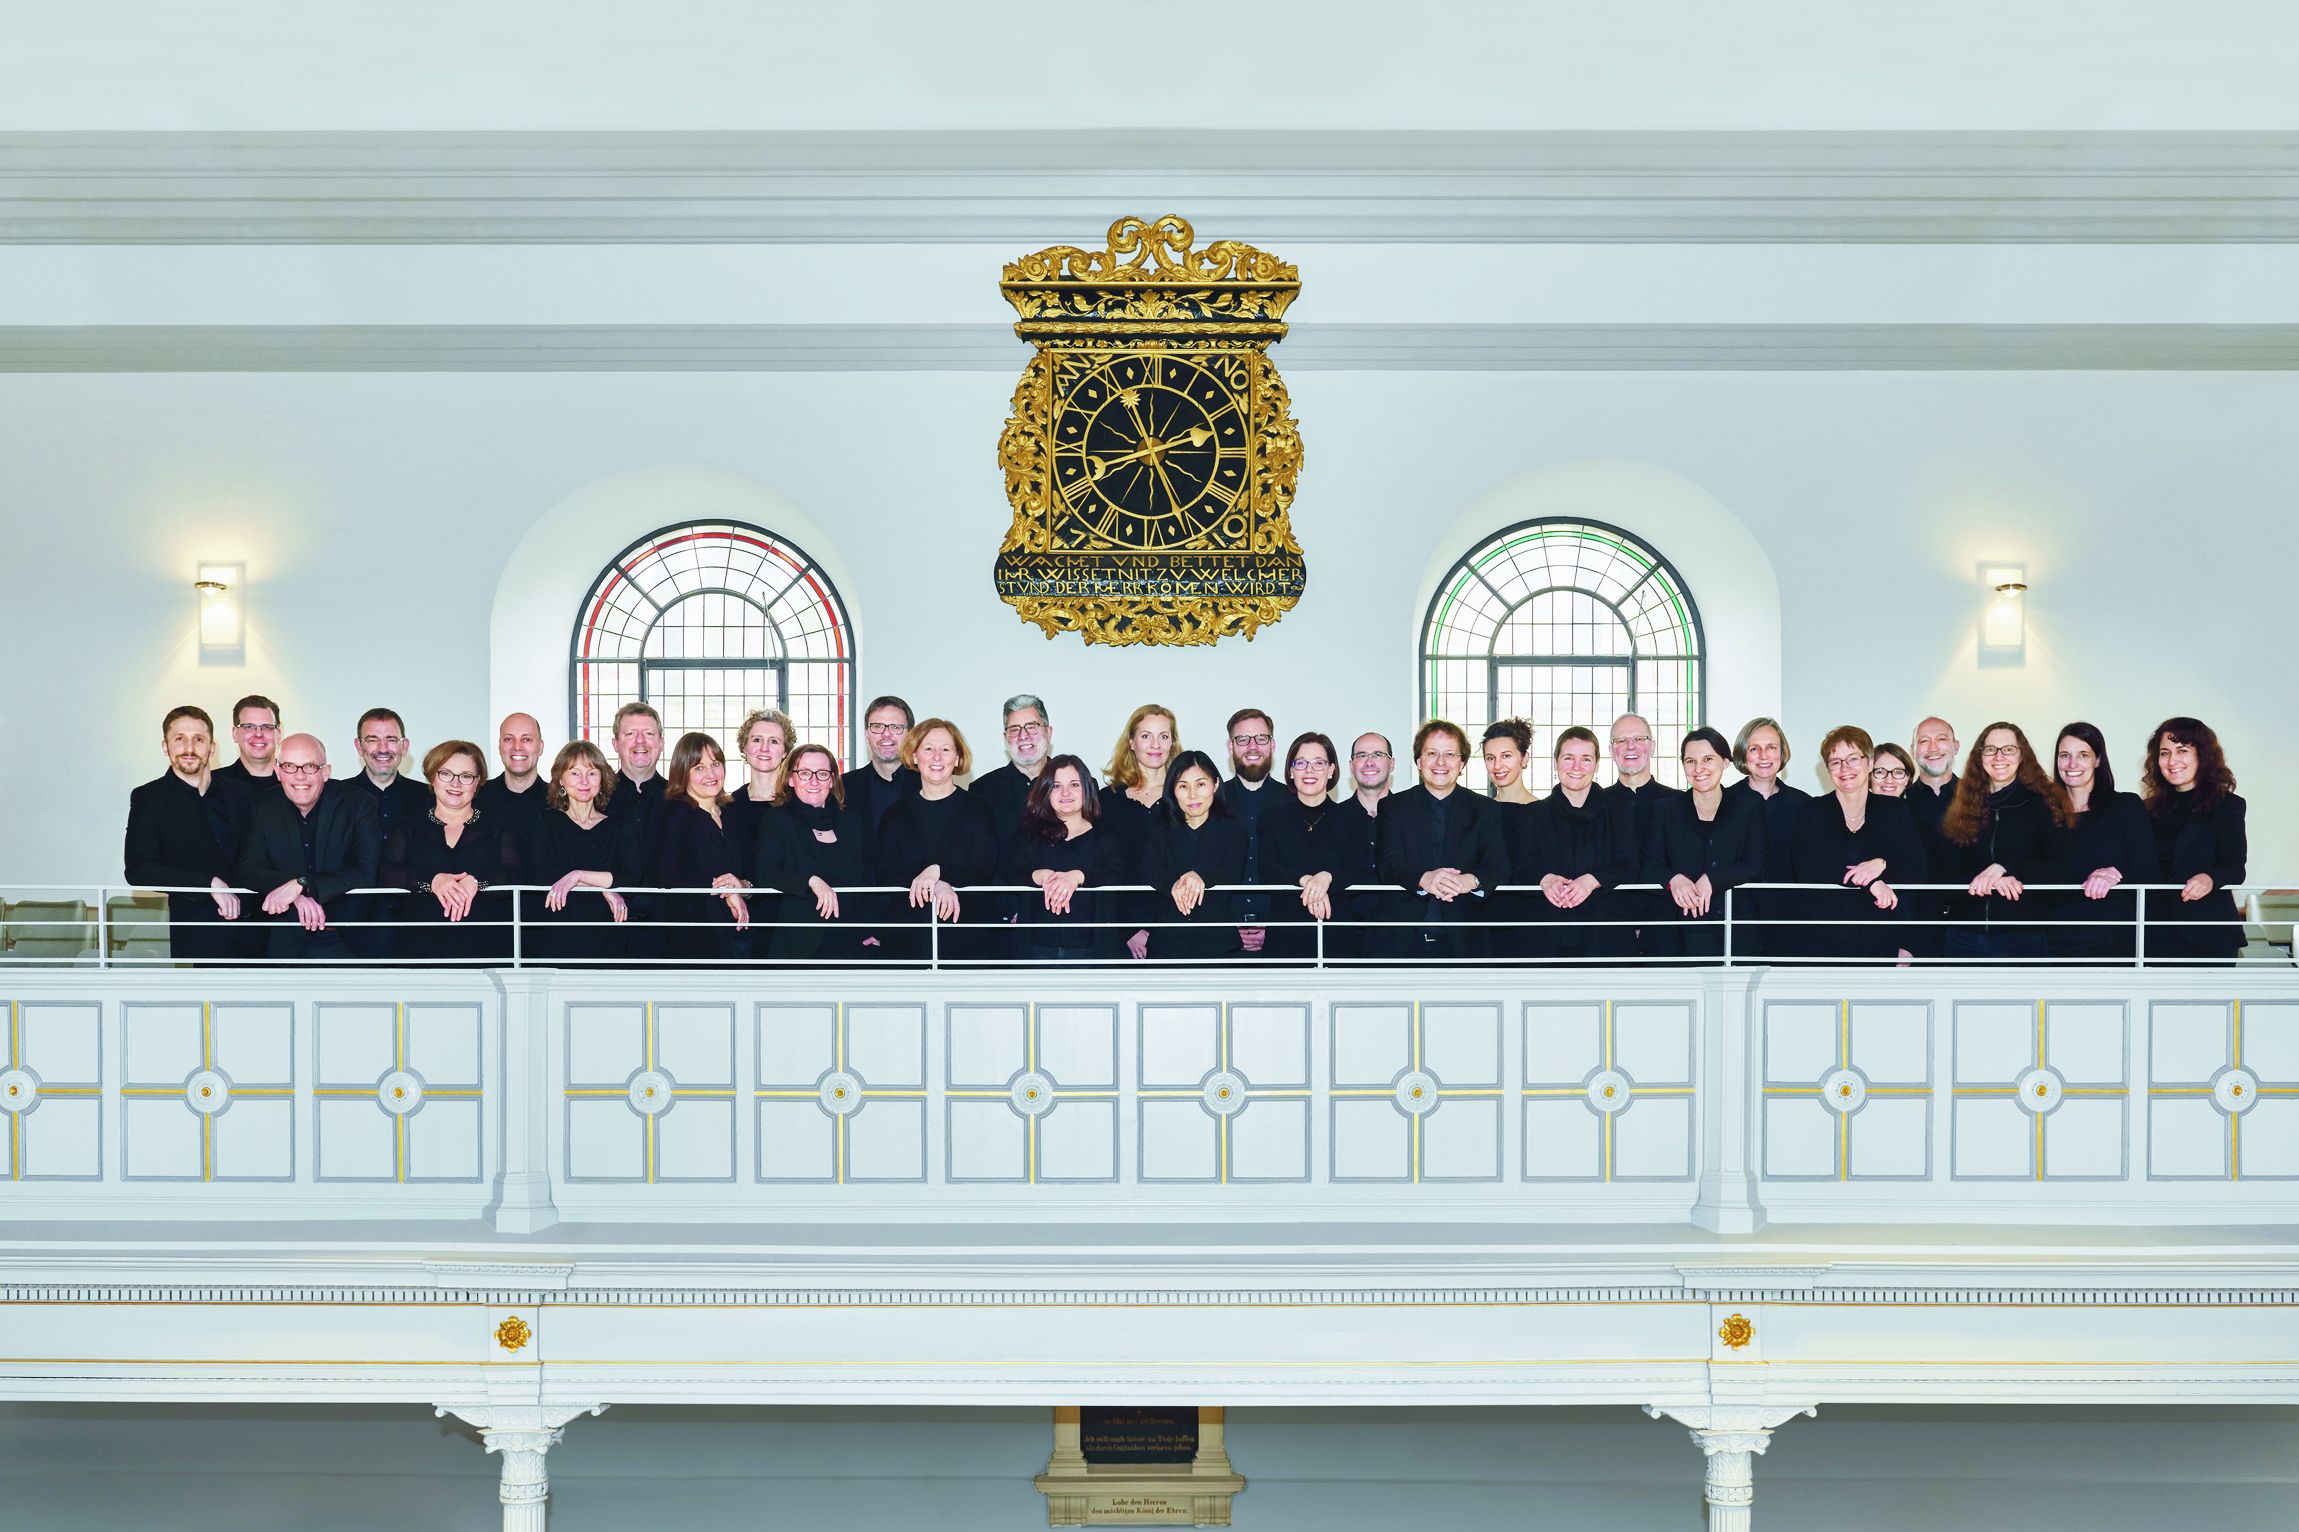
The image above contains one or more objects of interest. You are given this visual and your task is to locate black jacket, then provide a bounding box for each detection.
[233,783,382,956]
[1640,788,1769,916]
[841,763,921,838]
[1605,777,1684,864]
[124,771,251,960]
[2045,789,2157,948]
[1002,823,1128,953]
[2146,790,2249,959]
[1375,785,1511,953]
[1932,781,2065,928]
[753,799,872,960]
[1786,792,1926,961]
[1138,812,1250,960]
[972,763,1042,846]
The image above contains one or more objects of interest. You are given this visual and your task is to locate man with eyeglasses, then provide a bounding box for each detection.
[233,733,380,962]
[1605,712,1684,956]
[974,693,1052,844]
[1217,707,1279,949]
[842,694,922,838]
[1329,732,1397,958]
[342,707,431,959]
[214,694,287,802]
[609,701,670,961]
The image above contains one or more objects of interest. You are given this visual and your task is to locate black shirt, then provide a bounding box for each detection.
[972,762,1043,845]
[1002,822,1128,951]
[870,789,1001,888]
[1786,791,1926,961]
[752,798,871,959]
[1138,812,1250,960]
[2146,790,2249,957]
[380,808,524,962]
[2047,788,2156,932]
[1218,775,1279,920]
[1640,788,1768,907]
[1605,777,1684,864]
[1906,775,1958,842]
[124,771,251,959]
[841,763,922,836]
[473,774,547,849]
[343,771,433,851]
[213,759,283,805]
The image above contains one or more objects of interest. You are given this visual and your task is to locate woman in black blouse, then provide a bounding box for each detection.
[1641,727,1767,962]
[381,740,523,965]
[2141,716,2248,964]
[1516,726,1638,961]
[1259,731,1369,963]
[724,707,795,861]
[1099,704,1180,959]
[654,732,754,964]
[1004,754,1124,962]
[1787,725,1926,964]
[2047,722,2158,963]
[1933,722,2073,962]
[753,744,870,963]
[1724,716,1810,959]
[123,705,250,964]
[1137,749,1248,962]
[870,718,999,962]
[525,741,639,965]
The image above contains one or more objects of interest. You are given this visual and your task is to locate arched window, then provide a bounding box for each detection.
[569,520,855,765]
[1421,518,1705,792]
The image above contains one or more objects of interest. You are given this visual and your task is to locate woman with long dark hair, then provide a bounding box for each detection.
[1004,753,1122,962]
[2046,722,2157,962]
[2140,717,2248,964]
[1136,747,1247,962]
[1933,722,2073,962]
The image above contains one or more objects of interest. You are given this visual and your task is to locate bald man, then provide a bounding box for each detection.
[1907,716,1961,840]
[474,712,548,845]
[232,733,380,961]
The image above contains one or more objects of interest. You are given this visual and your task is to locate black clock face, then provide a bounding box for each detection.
[1049,353,1252,550]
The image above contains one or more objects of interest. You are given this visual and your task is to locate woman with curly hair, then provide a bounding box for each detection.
[2141,717,2248,964]
[1934,722,2074,962]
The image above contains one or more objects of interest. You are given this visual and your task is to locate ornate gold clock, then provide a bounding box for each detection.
[994,215,1305,646]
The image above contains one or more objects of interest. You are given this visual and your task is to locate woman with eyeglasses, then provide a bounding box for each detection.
[1261,731,1365,961]
[654,732,755,964]
[524,740,638,966]
[870,718,1000,962]
[752,744,870,962]
[1101,704,1181,961]
[1640,726,1767,962]
[1137,748,1248,962]
[1934,722,2073,962]
[1004,753,1123,961]
[2045,722,2158,962]
[380,739,524,964]
[2140,716,2248,965]
[1869,744,1915,798]
[1786,725,1925,964]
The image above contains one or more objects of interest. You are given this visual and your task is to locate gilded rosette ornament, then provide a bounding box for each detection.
[994,215,1306,645]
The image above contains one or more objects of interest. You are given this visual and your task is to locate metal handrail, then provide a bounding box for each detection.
[0,878,2281,969]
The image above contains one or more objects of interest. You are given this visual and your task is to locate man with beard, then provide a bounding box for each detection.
[1605,712,1684,957]
[213,694,286,803]
[972,693,1053,957]
[234,732,380,962]
[342,707,431,959]
[1217,707,1278,952]
[973,694,1051,843]
[474,712,548,846]
[124,704,251,963]
[1904,715,1962,961]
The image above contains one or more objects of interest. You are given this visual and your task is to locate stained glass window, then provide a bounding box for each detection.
[568,521,855,768]
[1420,519,1705,792]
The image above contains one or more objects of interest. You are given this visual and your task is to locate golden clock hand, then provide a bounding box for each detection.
[1088,439,1168,480]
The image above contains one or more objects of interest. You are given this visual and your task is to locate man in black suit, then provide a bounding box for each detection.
[842,694,921,838]
[123,704,251,963]
[233,733,381,961]
[1376,720,1511,958]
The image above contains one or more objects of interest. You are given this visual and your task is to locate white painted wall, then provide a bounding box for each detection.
[6,2,2299,131]
[1,1402,2294,1530]
[2,366,2290,886]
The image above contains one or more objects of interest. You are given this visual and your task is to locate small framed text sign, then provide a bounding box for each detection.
[1034,1406,1245,1526]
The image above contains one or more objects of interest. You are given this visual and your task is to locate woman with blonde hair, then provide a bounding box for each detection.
[726,707,795,853]
[870,718,999,961]
[1101,704,1180,959]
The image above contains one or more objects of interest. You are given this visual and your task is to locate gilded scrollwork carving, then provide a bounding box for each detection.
[993,215,1307,647]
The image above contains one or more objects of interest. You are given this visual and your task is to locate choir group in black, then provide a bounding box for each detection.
[122,691,2251,966]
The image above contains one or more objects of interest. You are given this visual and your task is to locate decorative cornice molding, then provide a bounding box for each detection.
[8,131,2299,245]
[10,322,2299,373]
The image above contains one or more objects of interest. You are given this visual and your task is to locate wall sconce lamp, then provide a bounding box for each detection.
[196,562,244,665]
[1978,563,2026,666]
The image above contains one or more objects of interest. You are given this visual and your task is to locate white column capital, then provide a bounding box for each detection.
[437,1404,607,1531]
[1644,1405,1816,1530]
